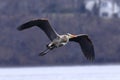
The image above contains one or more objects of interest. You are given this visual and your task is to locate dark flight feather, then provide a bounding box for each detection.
[70,34,95,60]
[17,19,59,41]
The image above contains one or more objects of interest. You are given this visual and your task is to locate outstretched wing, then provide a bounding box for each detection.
[17,19,59,41]
[69,34,95,60]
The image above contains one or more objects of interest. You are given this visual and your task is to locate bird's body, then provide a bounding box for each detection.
[17,19,95,61]
[48,34,69,47]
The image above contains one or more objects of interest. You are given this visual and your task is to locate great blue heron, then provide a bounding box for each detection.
[17,19,95,60]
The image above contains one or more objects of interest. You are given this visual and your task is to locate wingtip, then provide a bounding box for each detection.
[17,26,23,31]
[87,56,95,61]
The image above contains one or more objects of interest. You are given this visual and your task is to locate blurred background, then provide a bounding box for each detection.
[0,0,120,67]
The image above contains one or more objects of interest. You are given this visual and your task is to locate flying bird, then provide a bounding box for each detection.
[17,19,95,60]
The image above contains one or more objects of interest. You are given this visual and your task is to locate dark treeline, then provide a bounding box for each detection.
[0,0,120,66]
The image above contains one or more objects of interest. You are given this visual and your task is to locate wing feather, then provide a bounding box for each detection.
[70,34,95,60]
[17,19,59,41]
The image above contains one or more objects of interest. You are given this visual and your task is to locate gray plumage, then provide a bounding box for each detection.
[17,19,95,61]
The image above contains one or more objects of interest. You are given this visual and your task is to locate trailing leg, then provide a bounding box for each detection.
[39,48,50,56]
[39,44,56,56]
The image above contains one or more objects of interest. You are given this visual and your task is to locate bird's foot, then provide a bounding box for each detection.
[39,48,50,56]
[39,52,47,56]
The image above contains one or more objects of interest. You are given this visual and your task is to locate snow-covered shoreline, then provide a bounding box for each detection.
[0,65,120,80]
